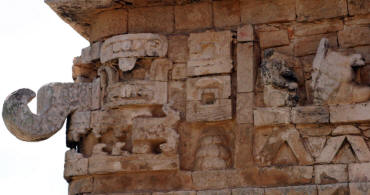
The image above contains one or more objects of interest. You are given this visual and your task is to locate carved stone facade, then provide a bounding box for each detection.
[2,0,370,195]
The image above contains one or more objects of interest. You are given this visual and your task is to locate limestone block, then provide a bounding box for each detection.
[349,163,370,182]
[240,0,295,24]
[258,30,290,49]
[263,85,289,107]
[316,136,346,163]
[332,125,361,135]
[90,9,128,42]
[235,126,254,169]
[291,106,329,124]
[186,99,232,122]
[100,33,168,63]
[358,65,370,86]
[317,183,349,195]
[338,25,370,48]
[349,182,370,195]
[237,43,257,93]
[186,76,231,101]
[169,81,186,119]
[314,164,348,184]
[88,154,179,174]
[213,0,240,28]
[237,25,254,42]
[296,0,347,22]
[67,111,91,142]
[293,33,338,56]
[172,63,187,80]
[348,0,370,15]
[64,150,88,179]
[72,64,97,81]
[154,191,196,195]
[232,188,264,195]
[236,93,254,124]
[187,31,233,76]
[168,35,189,63]
[346,136,370,162]
[91,78,101,110]
[192,170,242,190]
[330,103,370,123]
[149,58,172,81]
[128,6,174,34]
[175,2,212,31]
[197,190,231,195]
[75,42,102,64]
[68,177,93,195]
[294,19,343,37]
[253,107,290,127]
[305,137,327,159]
[105,81,167,108]
[297,124,332,136]
[265,185,317,195]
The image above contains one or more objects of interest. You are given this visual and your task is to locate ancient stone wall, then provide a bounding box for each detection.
[3,0,370,195]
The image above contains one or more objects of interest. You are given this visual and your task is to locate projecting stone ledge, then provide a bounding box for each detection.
[330,103,370,123]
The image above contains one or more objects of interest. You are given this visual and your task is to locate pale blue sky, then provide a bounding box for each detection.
[0,1,88,194]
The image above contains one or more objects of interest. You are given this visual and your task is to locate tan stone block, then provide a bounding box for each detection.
[67,111,91,142]
[338,25,370,48]
[192,170,242,190]
[232,188,264,195]
[258,30,290,49]
[293,33,338,56]
[240,0,295,24]
[253,107,291,127]
[72,64,97,81]
[186,76,231,101]
[332,125,361,135]
[91,78,101,110]
[294,19,343,36]
[317,183,349,195]
[349,163,370,182]
[213,0,240,28]
[346,136,370,162]
[236,93,254,124]
[316,136,346,163]
[186,99,232,122]
[315,164,348,184]
[348,0,370,15]
[75,42,102,64]
[291,106,329,124]
[187,31,233,76]
[305,137,327,159]
[149,58,172,81]
[265,185,317,195]
[68,177,93,195]
[128,6,174,34]
[349,182,370,195]
[154,191,196,195]
[169,81,186,118]
[90,9,128,42]
[64,150,88,179]
[237,43,258,93]
[296,0,347,22]
[172,63,187,80]
[237,25,254,42]
[175,2,212,31]
[330,103,370,123]
[297,124,332,136]
[197,189,231,195]
[352,46,370,64]
[168,35,189,63]
[234,124,254,168]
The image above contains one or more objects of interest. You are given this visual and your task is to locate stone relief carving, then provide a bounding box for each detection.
[311,38,370,105]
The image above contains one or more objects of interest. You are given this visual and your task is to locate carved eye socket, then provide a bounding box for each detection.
[201,92,216,105]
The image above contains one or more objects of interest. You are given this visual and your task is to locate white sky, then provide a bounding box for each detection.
[0,1,88,194]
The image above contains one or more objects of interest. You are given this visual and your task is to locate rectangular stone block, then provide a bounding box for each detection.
[338,25,370,48]
[294,19,343,37]
[236,93,254,124]
[293,33,338,56]
[168,35,188,63]
[186,76,231,101]
[232,188,264,195]
[258,30,290,49]
[213,0,240,28]
[317,183,349,195]
[175,2,212,31]
[154,191,196,195]
[187,31,233,76]
[296,0,347,22]
[348,0,370,15]
[186,99,232,122]
[64,150,88,179]
[90,9,128,42]
[349,182,370,195]
[330,103,370,123]
[197,189,231,195]
[254,107,291,127]
[234,124,254,168]
[91,78,101,110]
[237,25,254,42]
[68,177,93,195]
[240,0,295,24]
[169,81,186,119]
[349,163,370,182]
[265,185,317,195]
[128,6,174,34]
[292,106,329,124]
[237,43,258,93]
[172,63,187,80]
[314,164,348,184]
[192,170,242,190]
[75,42,102,64]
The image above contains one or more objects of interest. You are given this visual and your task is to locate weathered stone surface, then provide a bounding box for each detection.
[297,124,332,136]
[88,154,179,174]
[192,170,242,190]
[68,177,93,195]
[186,76,231,101]
[236,93,254,124]
[75,42,102,64]
[186,99,232,122]
[315,164,348,184]
[332,125,361,135]
[213,0,240,28]
[187,31,233,76]
[67,111,91,142]
[128,6,174,34]
[296,0,347,22]
[346,136,370,162]
[338,24,370,48]
[305,137,327,159]
[90,9,127,42]
[293,33,338,57]
[237,43,258,93]
[197,189,230,195]
[168,35,188,63]
[237,25,254,42]
[265,185,317,195]
[64,150,88,179]
[175,2,212,31]
[232,188,264,195]
[154,191,196,195]
[258,30,289,49]
[172,63,187,80]
[294,19,343,37]
[317,183,349,195]
[330,103,370,123]
[240,0,295,24]
[316,136,346,163]
[149,58,172,81]
[349,182,370,195]
[254,107,290,127]
[100,33,168,63]
[291,106,329,124]
[349,163,370,182]
[312,39,370,105]
[348,0,370,15]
